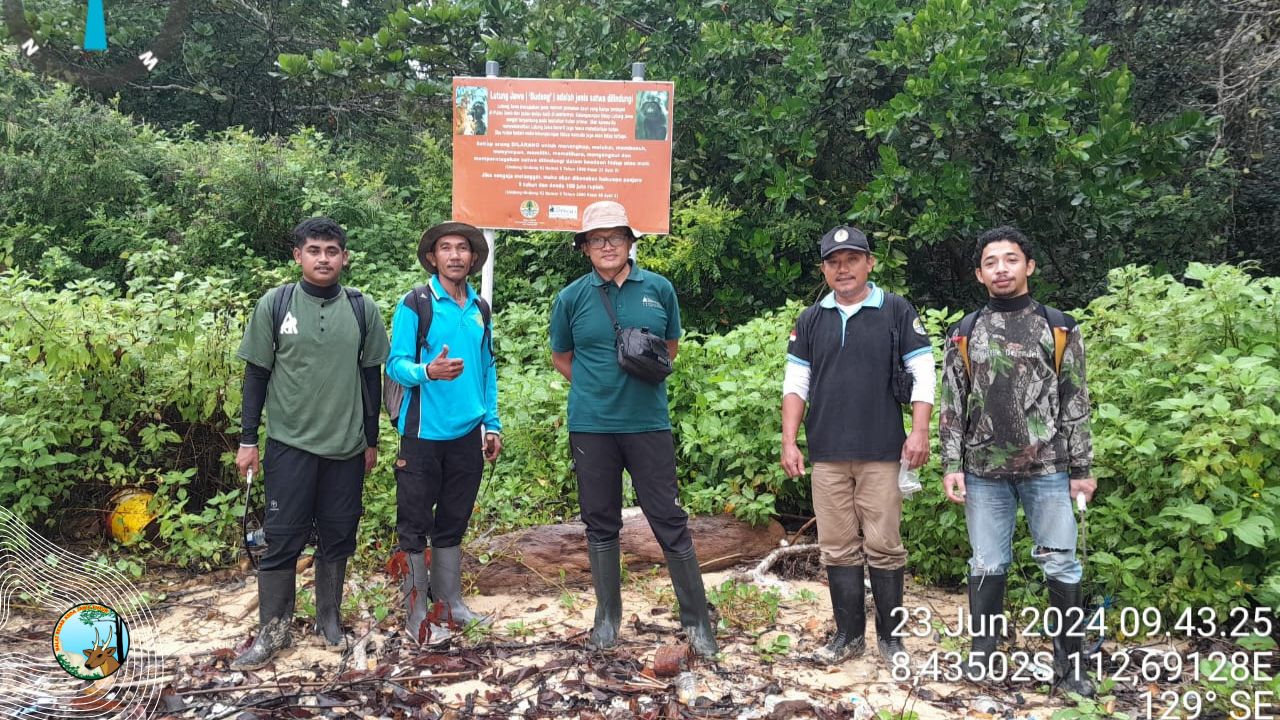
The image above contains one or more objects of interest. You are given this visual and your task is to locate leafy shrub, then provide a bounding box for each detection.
[670,306,798,521]
[0,66,428,289]
[468,300,578,533]
[1078,263,1280,612]
[0,270,248,567]
[161,127,422,272]
[0,79,164,279]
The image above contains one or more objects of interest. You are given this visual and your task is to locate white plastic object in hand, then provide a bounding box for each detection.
[897,459,922,497]
[1076,492,1087,512]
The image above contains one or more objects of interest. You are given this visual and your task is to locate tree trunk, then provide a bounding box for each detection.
[463,512,785,594]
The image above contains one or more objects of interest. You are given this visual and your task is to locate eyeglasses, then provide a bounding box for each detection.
[585,234,631,249]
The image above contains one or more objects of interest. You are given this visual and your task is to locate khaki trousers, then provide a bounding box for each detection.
[811,460,906,569]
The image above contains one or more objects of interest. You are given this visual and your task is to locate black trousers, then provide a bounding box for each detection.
[570,430,692,554]
[395,424,484,553]
[260,439,365,571]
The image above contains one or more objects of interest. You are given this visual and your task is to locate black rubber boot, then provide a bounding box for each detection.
[313,559,346,646]
[1048,579,1096,697]
[665,549,719,658]
[965,574,1007,681]
[231,569,295,669]
[869,566,908,662]
[812,564,866,665]
[587,538,622,650]
[431,545,489,627]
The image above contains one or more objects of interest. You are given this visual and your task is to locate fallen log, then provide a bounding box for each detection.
[463,512,785,594]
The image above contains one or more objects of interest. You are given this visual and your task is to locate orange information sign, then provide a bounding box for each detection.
[451,77,675,233]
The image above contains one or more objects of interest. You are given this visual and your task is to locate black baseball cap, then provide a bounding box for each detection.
[819,226,871,258]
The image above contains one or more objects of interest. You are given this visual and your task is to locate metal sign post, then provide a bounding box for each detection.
[480,60,500,305]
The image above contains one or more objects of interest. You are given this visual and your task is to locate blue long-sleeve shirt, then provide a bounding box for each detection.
[387,276,500,440]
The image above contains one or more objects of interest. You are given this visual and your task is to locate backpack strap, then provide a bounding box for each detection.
[1036,304,1077,374]
[476,296,493,360]
[342,287,377,418]
[954,310,980,380]
[407,285,433,361]
[344,287,368,366]
[270,282,296,352]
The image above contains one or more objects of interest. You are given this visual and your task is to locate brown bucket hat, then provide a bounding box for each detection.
[417,221,488,274]
[573,201,640,248]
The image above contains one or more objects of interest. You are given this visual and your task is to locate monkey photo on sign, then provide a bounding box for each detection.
[468,101,487,136]
[635,93,668,141]
[454,85,488,135]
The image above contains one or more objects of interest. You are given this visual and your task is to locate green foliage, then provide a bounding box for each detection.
[162,127,419,270]
[0,269,247,567]
[1191,639,1280,719]
[468,301,578,534]
[670,306,798,520]
[706,579,781,632]
[754,632,792,663]
[1078,263,1280,612]
[0,74,164,279]
[0,0,404,137]
[0,63,436,291]
[291,0,1236,312]
[491,232,582,312]
[852,0,1227,307]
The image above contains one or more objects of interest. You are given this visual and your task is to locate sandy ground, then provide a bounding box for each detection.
[3,559,1101,719]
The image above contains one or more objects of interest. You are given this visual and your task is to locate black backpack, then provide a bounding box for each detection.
[383,285,492,427]
[270,282,375,416]
[951,303,1076,380]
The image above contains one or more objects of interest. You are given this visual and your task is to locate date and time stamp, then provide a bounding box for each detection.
[885,604,1278,719]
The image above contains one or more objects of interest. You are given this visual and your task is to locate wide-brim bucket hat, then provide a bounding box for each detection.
[418,221,488,274]
[573,201,640,248]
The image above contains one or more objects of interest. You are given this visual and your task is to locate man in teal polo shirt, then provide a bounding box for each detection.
[549,201,717,658]
[388,222,501,641]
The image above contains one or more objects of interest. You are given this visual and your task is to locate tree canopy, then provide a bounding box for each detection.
[5,0,1272,316]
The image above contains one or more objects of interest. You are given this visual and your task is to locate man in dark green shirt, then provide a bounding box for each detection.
[232,217,389,669]
[549,201,716,658]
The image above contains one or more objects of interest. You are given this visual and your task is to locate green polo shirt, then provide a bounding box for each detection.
[237,284,390,459]
[550,262,681,433]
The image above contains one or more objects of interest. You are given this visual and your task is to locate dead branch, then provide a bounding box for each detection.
[1211,0,1280,133]
[735,543,819,594]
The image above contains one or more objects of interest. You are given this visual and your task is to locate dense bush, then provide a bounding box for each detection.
[1081,263,1280,612]
[0,270,248,567]
[0,62,445,292]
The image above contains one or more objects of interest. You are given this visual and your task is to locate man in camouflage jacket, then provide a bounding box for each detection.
[939,226,1096,697]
